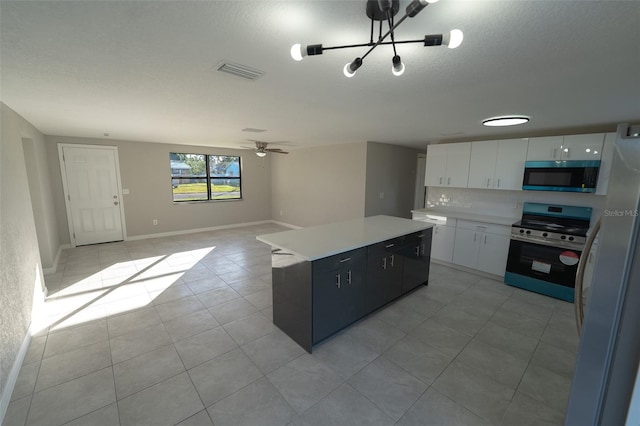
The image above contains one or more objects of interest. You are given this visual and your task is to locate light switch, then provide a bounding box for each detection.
[122,189,130,195]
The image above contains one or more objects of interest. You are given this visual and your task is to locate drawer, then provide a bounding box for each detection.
[456,219,511,236]
[313,247,366,272]
[402,229,432,246]
[368,237,404,254]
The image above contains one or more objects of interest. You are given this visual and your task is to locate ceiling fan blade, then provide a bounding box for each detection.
[240,145,256,150]
[266,149,289,154]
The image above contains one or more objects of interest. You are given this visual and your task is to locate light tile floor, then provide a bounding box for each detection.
[4,223,578,426]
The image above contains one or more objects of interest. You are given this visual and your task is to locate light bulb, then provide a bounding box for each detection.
[343,63,356,78]
[446,29,464,49]
[290,44,304,61]
[256,151,267,157]
[392,55,405,76]
[343,58,362,78]
[586,148,591,153]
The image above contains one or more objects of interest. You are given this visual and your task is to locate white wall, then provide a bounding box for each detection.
[0,103,47,415]
[365,142,422,218]
[270,142,367,227]
[45,136,272,242]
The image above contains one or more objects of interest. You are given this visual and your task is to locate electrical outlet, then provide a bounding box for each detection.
[152,219,158,225]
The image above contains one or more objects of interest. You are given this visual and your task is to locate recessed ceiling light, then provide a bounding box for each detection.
[482,116,530,127]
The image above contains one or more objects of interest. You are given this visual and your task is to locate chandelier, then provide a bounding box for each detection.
[290,0,463,77]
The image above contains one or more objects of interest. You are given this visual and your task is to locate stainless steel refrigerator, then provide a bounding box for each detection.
[566,123,640,425]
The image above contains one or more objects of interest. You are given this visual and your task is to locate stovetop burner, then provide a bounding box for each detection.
[511,202,592,250]
[512,219,589,237]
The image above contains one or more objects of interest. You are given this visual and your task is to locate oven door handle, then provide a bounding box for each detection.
[574,217,600,336]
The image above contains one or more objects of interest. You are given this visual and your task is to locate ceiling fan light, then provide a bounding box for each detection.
[392,55,405,76]
[482,116,530,127]
[256,151,267,157]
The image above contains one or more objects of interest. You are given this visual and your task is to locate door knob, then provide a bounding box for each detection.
[114,201,119,205]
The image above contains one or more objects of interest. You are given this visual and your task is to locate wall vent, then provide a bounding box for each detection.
[215,61,264,80]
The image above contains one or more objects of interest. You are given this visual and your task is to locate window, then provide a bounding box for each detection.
[170,153,241,202]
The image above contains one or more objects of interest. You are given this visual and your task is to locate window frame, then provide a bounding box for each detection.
[170,152,242,203]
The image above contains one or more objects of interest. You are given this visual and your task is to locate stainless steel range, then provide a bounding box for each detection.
[505,202,592,302]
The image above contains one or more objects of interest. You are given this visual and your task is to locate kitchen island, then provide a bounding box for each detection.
[257,215,434,352]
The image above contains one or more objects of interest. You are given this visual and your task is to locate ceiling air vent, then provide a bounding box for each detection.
[215,61,264,81]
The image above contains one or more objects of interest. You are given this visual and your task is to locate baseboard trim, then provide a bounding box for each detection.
[270,220,302,230]
[43,244,71,275]
[126,220,294,241]
[0,326,32,425]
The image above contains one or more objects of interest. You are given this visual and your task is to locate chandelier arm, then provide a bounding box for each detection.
[359,10,409,61]
[321,38,424,52]
[387,14,397,56]
[370,16,375,44]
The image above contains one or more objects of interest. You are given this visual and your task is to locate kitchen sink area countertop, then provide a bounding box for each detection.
[256,215,434,261]
[411,207,519,226]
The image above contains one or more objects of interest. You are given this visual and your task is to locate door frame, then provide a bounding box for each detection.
[58,143,128,247]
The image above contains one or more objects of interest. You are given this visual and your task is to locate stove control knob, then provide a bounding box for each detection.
[568,236,574,241]
[561,235,566,240]
[526,230,531,235]
[542,233,548,237]
[519,229,525,234]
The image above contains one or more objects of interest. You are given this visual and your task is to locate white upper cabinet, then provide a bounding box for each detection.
[468,141,498,189]
[468,139,528,190]
[494,139,529,190]
[527,134,604,161]
[562,134,604,160]
[526,136,564,161]
[425,144,447,187]
[425,142,471,188]
[596,132,616,195]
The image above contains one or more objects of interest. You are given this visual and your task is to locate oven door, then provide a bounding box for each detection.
[505,238,582,302]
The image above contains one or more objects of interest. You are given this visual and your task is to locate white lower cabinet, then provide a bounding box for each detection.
[432,224,456,262]
[452,220,511,276]
[411,213,456,263]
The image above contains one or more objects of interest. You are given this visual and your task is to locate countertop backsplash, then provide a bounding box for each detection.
[425,187,606,223]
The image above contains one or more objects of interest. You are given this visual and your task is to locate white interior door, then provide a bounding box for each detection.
[59,144,124,246]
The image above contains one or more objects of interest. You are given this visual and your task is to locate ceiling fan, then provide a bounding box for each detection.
[242,140,289,157]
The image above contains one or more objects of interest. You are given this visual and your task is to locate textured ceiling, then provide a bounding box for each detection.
[1,1,639,150]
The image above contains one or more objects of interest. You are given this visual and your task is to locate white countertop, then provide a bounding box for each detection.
[411,208,518,226]
[256,215,434,261]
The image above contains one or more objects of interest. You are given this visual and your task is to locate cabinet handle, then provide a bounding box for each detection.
[447,177,451,185]
[421,244,425,255]
[486,178,490,188]
[473,233,477,243]
[336,273,341,288]
[484,235,487,245]
[417,233,424,238]
[415,246,420,256]
[347,270,352,284]
[497,178,501,188]
[439,177,443,185]
[385,243,395,248]
[382,257,387,270]
[339,257,351,263]
[390,254,395,267]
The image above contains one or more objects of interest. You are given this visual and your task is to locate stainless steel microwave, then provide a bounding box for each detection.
[522,160,600,192]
